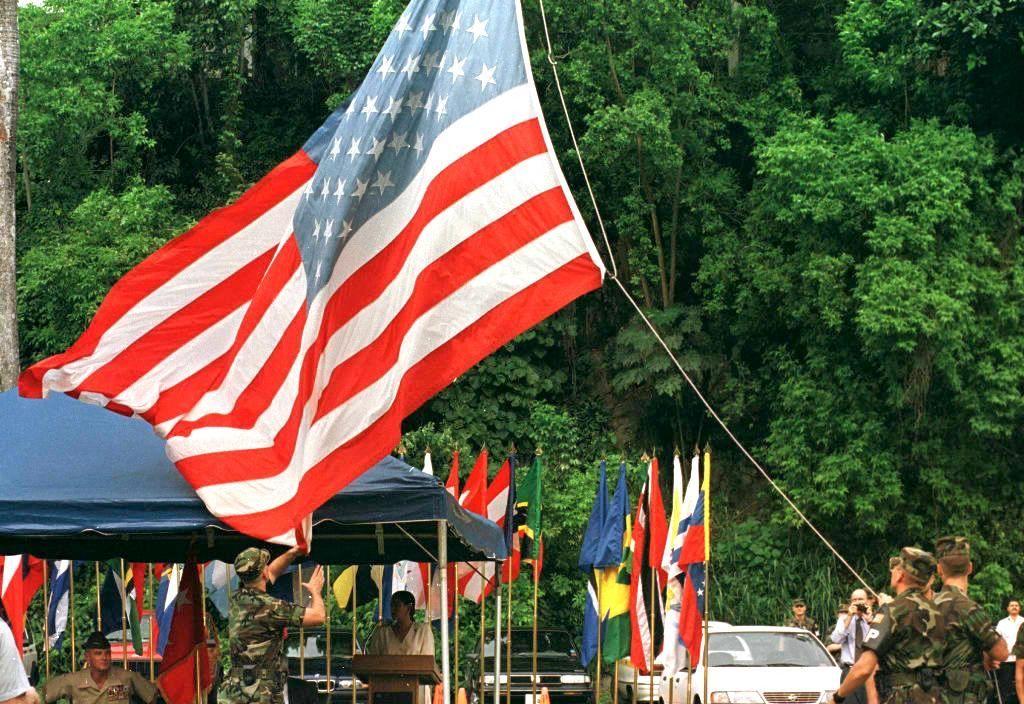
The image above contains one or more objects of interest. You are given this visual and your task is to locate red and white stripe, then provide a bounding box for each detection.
[460,458,510,603]
[21,74,603,543]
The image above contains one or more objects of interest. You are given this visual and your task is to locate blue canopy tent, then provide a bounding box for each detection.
[0,389,507,565]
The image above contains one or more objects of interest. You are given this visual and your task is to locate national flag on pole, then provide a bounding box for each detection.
[157,561,213,704]
[515,454,542,570]
[646,458,668,587]
[47,560,72,650]
[678,563,706,667]
[1,555,45,651]
[439,451,460,619]
[155,564,180,656]
[332,566,358,609]
[628,483,651,674]
[462,455,510,602]
[661,454,685,581]
[657,453,698,675]
[677,457,706,568]
[423,450,434,475]
[19,0,605,549]
[578,461,609,667]
[457,449,488,602]
[204,561,236,619]
[100,560,144,655]
[500,453,519,584]
[599,462,630,664]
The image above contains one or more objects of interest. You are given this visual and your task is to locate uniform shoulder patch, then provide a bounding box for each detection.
[872,613,885,624]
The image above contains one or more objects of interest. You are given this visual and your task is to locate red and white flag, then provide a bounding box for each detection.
[19,0,604,546]
[157,561,212,704]
[628,486,652,674]
[460,452,510,603]
[0,556,44,653]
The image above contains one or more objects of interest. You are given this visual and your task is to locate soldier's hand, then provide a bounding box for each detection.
[302,565,325,594]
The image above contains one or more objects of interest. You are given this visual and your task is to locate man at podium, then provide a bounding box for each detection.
[367,591,435,703]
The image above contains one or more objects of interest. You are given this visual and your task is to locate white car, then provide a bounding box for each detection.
[660,625,840,704]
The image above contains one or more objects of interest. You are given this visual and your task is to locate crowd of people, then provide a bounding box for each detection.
[784,537,1021,703]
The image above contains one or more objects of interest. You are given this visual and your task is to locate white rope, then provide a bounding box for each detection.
[534,0,877,598]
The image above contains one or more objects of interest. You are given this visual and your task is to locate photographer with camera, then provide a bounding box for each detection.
[830,588,872,704]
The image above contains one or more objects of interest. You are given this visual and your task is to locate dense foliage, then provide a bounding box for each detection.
[13,0,1024,646]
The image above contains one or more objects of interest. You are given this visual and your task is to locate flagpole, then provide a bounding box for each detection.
[298,564,305,679]
[438,520,451,704]
[648,566,655,704]
[505,577,512,704]
[453,564,460,702]
[42,560,50,680]
[326,565,332,701]
[95,562,101,630]
[197,564,206,704]
[612,657,619,704]
[479,591,486,702]
[531,559,538,704]
[120,559,128,669]
[701,446,711,704]
[352,570,359,704]
[493,573,501,704]
[69,562,77,671]
[148,564,155,681]
[595,575,602,704]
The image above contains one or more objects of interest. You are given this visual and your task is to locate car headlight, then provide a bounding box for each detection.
[559,675,589,684]
[340,679,353,689]
[482,675,510,685]
[819,692,836,704]
[710,694,764,704]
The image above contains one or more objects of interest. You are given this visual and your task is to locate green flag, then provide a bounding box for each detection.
[105,560,144,655]
[516,456,543,562]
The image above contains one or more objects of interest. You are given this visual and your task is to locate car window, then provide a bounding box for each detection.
[483,631,576,658]
[286,632,358,659]
[708,632,833,667]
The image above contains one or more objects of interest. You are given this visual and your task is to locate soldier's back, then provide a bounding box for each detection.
[219,588,304,704]
[932,585,999,704]
[862,588,946,704]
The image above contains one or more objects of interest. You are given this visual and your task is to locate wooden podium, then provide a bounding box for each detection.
[352,655,441,704]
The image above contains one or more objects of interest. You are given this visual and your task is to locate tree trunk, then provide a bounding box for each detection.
[0,0,19,391]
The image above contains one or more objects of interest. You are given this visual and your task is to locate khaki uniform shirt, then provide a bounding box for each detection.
[44,666,158,704]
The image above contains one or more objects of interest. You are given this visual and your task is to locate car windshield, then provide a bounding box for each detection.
[483,631,576,658]
[286,632,357,659]
[708,631,833,667]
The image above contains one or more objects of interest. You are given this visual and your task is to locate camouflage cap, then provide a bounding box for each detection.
[935,535,970,560]
[792,598,806,607]
[234,547,270,581]
[896,546,936,583]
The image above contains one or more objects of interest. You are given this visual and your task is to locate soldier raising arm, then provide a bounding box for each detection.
[219,548,326,704]
[831,548,945,704]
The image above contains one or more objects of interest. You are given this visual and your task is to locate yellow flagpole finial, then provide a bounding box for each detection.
[509,442,517,455]
[673,445,680,457]
[640,452,650,463]
[425,444,432,453]
[534,447,543,456]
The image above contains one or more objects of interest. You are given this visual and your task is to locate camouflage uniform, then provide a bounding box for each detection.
[219,548,305,704]
[783,600,820,637]
[932,537,1001,704]
[862,548,946,704]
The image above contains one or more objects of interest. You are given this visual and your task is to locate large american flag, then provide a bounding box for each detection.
[20,0,604,545]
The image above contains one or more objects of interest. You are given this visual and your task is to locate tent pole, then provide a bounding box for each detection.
[505,577,511,704]
[69,562,77,671]
[479,592,485,701]
[42,561,49,680]
[438,520,451,704]
[197,565,206,704]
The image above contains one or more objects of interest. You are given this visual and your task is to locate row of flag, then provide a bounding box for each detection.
[578,449,711,676]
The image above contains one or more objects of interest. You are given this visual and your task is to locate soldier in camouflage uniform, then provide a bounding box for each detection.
[931,536,1007,704]
[831,547,946,704]
[783,598,820,638]
[219,547,326,704]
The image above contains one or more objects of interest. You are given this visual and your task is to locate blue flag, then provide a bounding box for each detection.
[595,462,628,569]
[155,565,178,656]
[46,561,72,649]
[578,461,609,573]
[579,462,610,666]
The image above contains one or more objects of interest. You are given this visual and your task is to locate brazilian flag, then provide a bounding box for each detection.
[599,463,631,663]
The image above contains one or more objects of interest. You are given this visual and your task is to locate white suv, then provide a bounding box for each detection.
[661,625,840,704]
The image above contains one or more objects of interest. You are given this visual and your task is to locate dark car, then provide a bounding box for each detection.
[467,628,592,704]
[286,628,368,704]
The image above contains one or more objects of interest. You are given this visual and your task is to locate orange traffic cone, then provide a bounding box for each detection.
[433,685,444,704]
[539,687,551,704]
[456,688,469,704]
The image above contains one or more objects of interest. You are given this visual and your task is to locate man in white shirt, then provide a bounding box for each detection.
[0,620,38,704]
[998,599,1022,704]
[830,588,871,704]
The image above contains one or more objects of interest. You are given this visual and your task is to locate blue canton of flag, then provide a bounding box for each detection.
[294,0,529,298]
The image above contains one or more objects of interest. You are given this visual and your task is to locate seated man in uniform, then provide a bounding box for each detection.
[44,632,159,704]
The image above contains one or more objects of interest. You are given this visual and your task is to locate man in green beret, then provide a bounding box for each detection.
[219,547,325,704]
[783,598,820,638]
[831,547,946,704]
[931,536,1007,703]
[43,632,159,704]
